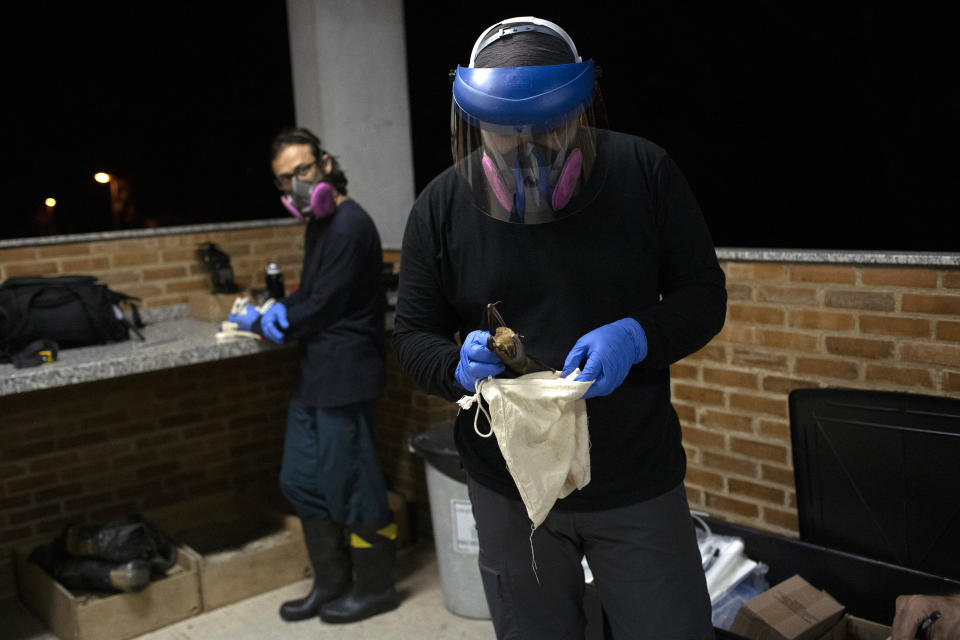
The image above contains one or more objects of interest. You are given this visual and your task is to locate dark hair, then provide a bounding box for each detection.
[474,30,576,68]
[269,127,348,195]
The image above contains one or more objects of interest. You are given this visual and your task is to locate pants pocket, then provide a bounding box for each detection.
[480,555,523,638]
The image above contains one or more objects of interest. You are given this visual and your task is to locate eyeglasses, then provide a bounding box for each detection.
[274,161,318,191]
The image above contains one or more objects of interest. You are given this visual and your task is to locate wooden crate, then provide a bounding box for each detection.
[16,545,201,640]
[144,492,312,611]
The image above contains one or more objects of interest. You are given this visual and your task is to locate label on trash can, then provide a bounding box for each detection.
[451,499,479,554]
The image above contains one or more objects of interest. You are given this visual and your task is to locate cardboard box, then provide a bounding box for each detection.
[730,574,846,640]
[144,492,312,611]
[16,545,202,640]
[189,292,242,321]
[817,614,891,640]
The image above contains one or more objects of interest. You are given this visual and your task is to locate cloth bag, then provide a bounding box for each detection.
[457,370,594,529]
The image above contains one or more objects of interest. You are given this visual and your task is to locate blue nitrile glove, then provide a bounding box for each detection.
[228,304,261,332]
[455,330,506,392]
[260,302,289,344]
[561,318,648,399]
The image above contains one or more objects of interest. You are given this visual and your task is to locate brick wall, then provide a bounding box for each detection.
[1,224,318,308]
[677,262,960,536]
[2,227,957,599]
[0,350,296,597]
[377,348,459,537]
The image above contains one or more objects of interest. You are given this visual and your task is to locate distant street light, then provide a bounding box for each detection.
[94,171,126,228]
[44,197,56,207]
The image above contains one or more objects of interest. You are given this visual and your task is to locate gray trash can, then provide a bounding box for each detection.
[409,422,490,619]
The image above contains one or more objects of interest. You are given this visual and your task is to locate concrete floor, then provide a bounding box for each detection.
[4,541,496,640]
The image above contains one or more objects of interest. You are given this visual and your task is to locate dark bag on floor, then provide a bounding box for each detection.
[0,275,144,364]
[29,515,179,593]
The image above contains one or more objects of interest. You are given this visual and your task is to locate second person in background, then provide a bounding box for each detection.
[231,128,399,624]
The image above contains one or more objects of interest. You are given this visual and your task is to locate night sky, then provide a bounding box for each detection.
[4,2,957,251]
[6,3,296,239]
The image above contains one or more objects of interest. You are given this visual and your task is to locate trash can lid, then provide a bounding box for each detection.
[408,422,469,484]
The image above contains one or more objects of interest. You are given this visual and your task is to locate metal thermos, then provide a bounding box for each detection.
[265,263,285,300]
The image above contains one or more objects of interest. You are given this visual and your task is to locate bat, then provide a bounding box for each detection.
[484,301,554,376]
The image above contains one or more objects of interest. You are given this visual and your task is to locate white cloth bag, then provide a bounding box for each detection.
[457,370,594,529]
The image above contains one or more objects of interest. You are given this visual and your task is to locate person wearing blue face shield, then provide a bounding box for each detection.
[237,127,398,625]
[392,17,726,639]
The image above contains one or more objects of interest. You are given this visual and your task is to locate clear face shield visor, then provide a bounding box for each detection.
[451,62,605,224]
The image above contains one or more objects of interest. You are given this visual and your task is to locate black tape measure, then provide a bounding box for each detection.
[12,339,58,368]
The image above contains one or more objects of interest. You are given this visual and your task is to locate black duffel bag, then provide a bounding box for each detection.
[0,275,144,365]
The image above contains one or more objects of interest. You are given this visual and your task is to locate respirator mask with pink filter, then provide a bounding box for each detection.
[480,124,583,220]
[281,177,336,221]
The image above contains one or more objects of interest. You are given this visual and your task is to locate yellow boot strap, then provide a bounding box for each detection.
[350,523,398,548]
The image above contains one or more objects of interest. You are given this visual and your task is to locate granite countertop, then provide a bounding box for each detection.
[0,305,288,396]
[714,247,960,266]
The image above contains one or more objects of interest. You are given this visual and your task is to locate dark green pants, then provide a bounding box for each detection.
[279,399,390,528]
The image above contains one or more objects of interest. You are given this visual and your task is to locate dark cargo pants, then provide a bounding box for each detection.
[279,399,391,529]
[468,478,714,640]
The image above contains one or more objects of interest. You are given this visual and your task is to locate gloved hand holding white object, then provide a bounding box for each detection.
[457,369,593,529]
[562,318,648,399]
[227,303,261,332]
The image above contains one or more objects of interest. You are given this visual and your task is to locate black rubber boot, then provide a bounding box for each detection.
[279,518,351,621]
[318,524,401,624]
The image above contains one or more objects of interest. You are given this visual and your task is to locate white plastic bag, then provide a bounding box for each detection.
[692,511,770,629]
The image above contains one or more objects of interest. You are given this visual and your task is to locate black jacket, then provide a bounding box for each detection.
[283,199,386,407]
[392,130,726,511]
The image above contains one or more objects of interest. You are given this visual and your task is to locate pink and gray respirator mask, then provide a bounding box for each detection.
[480,132,583,217]
[281,177,336,221]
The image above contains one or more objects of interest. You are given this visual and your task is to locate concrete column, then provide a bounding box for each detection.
[285,0,415,249]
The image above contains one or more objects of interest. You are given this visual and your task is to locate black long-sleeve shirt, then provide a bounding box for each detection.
[283,199,386,407]
[393,130,726,510]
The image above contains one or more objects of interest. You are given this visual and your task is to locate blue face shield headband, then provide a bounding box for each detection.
[453,62,594,135]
